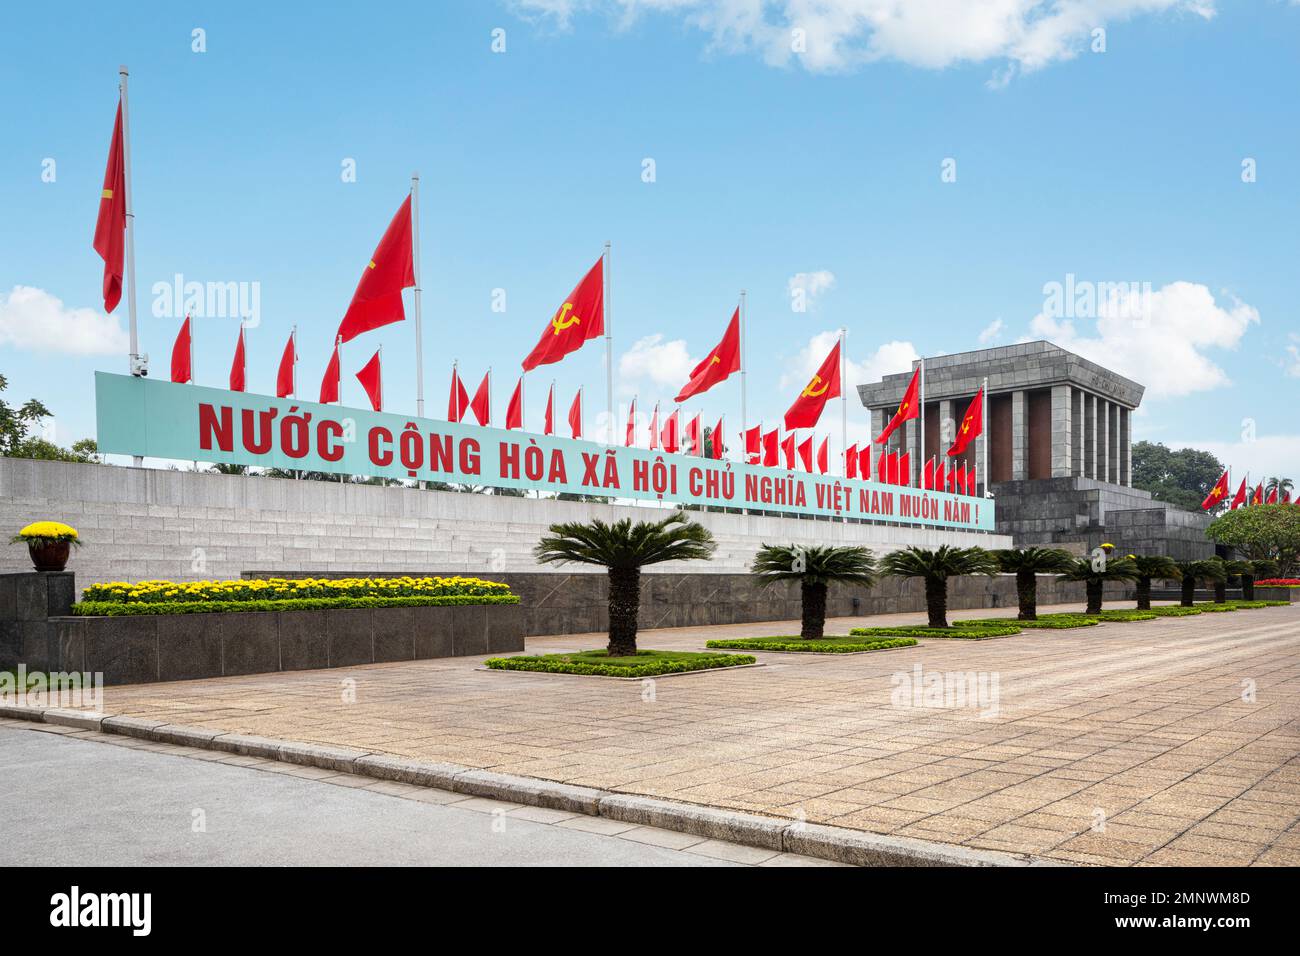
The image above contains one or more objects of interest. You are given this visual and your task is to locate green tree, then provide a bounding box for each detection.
[1206,505,1300,577]
[879,546,1000,629]
[0,375,97,462]
[992,547,1077,620]
[1175,558,1227,607]
[1264,477,1294,502]
[1059,550,1138,614]
[1131,441,1226,512]
[534,511,716,656]
[751,544,877,639]
[1129,554,1181,610]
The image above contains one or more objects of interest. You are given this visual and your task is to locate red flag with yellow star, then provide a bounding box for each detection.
[522,257,604,372]
[784,340,841,430]
[876,366,920,444]
[336,195,415,344]
[1201,470,1230,510]
[92,101,126,314]
[946,388,984,457]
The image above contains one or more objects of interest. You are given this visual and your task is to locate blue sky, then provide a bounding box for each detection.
[1,0,1296,478]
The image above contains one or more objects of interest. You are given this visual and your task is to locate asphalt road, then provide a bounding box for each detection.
[0,727,738,866]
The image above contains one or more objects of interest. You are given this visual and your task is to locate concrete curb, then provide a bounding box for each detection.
[3,703,1045,867]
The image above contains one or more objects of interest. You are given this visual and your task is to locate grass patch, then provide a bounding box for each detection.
[848,623,1022,639]
[1090,609,1159,622]
[1144,606,1204,617]
[1224,600,1288,609]
[72,594,520,616]
[953,614,1099,630]
[483,648,756,678]
[1193,603,1238,613]
[706,635,917,653]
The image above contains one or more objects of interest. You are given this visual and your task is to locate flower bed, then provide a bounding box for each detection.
[706,635,918,653]
[1255,579,1300,587]
[74,594,519,617]
[80,575,513,608]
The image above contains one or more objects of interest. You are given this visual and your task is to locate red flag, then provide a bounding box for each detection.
[522,257,604,372]
[649,402,660,450]
[229,326,246,393]
[660,409,680,453]
[1252,483,1264,506]
[1229,477,1248,509]
[1201,470,1230,510]
[890,451,901,485]
[876,448,887,483]
[876,366,920,445]
[684,414,702,455]
[170,316,192,384]
[319,338,341,404]
[1266,486,1279,505]
[356,350,382,412]
[448,367,470,422]
[743,424,761,464]
[469,372,491,426]
[936,460,947,492]
[816,437,829,474]
[92,101,126,314]
[712,418,726,460]
[858,445,871,481]
[761,428,779,467]
[784,340,841,430]
[955,462,967,495]
[797,436,813,472]
[947,388,984,457]
[506,378,523,430]
[967,464,978,496]
[336,196,415,344]
[846,443,859,478]
[275,329,295,398]
[626,398,636,447]
[544,384,555,436]
[675,308,741,402]
[898,451,911,487]
[782,432,797,471]
[568,389,583,439]
[923,457,935,490]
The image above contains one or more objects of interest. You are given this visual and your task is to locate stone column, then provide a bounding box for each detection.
[1071,388,1084,477]
[1011,390,1027,480]
[1110,405,1121,486]
[1121,407,1132,486]
[1097,401,1111,484]
[1050,384,1072,478]
[1083,393,1096,479]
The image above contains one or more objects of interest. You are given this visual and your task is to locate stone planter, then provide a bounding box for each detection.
[26,539,71,573]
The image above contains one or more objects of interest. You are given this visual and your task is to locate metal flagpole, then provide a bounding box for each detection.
[411,173,425,417]
[378,344,384,412]
[918,357,925,488]
[291,325,297,398]
[119,65,143,466]
[486,366,491,426]
[840,328,848,479]
[982,376,991,498]
[604,241,613,444]
[452,359,459,421]
[739,290,747,441]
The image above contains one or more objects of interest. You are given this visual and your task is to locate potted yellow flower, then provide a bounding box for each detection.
[11,521,81,572]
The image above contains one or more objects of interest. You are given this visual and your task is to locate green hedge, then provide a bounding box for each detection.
[706,636,917,653]
[1192,603,1238,613]
[1224,600,1288,609]
[1144,606,1204,617]
[73,594,520,617]
[484,649,754,678]
[848,623,1022,639]
[953,615,1099,630]
[1091,609,1159,622]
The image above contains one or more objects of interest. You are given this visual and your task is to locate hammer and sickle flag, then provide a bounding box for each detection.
[946,387,984,458]
[784,339,841,430]
[675,308,740,403]
[92,100,126,314]
[336,195,415,344]
[522,256,604,372]
[876,366,920,444]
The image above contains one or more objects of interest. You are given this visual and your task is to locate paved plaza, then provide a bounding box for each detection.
[82,602,1300,866]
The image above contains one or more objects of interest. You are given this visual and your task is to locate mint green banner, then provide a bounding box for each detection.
[95,373,995,531]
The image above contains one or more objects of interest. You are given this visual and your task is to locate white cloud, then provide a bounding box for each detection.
[1028,281,1258,398]
[512,1,1216,81]
[978,318,1005,345]
[783,329,917,391]
[1285,334,1300,378]
[618,333,696,394]
[1167,434,1300,485]
[0,286,130,355]
[787,270,836,311]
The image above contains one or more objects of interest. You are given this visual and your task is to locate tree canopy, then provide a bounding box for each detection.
[1131,441,1225,512]
[1206,505,1300,575]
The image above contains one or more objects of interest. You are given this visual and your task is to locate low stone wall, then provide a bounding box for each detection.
[1256,587,1298,603]
[0,572,523,686]
[247,569,1124,637]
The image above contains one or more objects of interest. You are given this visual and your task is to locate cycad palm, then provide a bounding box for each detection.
[751,545,877,639]
[1174,558,1227,607]
[1130,555,1181,610]
[993,547,1077,620]
[1242,559,1280,601]
[879,546,1000,628]
[1220,559,1253,604]
[1264,477,1293,502]
[535,511,716,655]
[1059,554,1139,615]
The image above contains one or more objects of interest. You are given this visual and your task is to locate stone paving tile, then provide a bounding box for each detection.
[615,825,708,850]
[684,839,782,865]
[82,601,1300,866]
